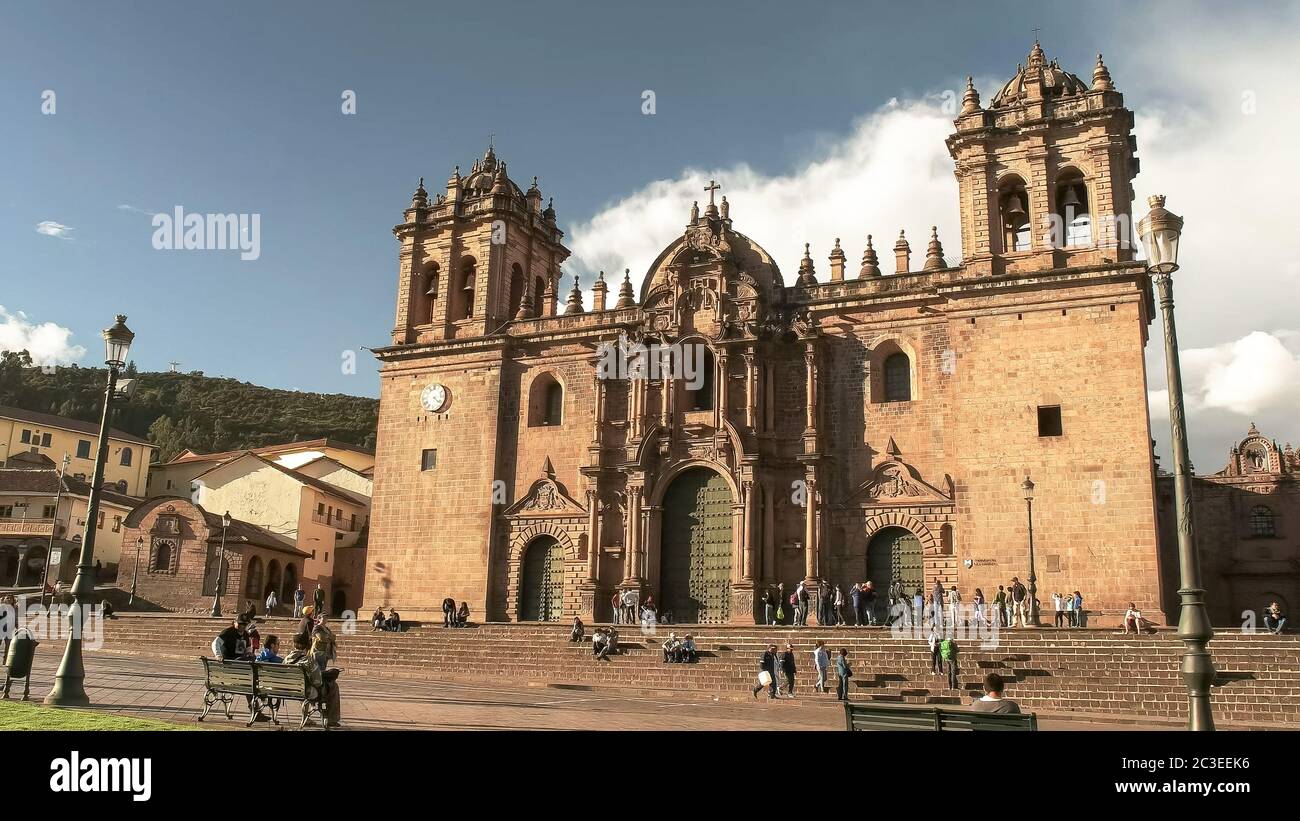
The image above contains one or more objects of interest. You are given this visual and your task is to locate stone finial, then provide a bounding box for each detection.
[490,163,509,195]
[828,237,846,282]
[514,276,534,319]
[922,226,947,271]
[1028,39,1045,68]
[894,230,911,274]
[690,200,700,223]
[720,195,730,220]
[564,275,584,315]
[797,243,817,286]
[411,176,428,209]
[858,234,881,278]
[543,197,556,222]
[592,270,609,311]
[960,76,982,114]
[615,268,636,309]
[1092,53,1114,91]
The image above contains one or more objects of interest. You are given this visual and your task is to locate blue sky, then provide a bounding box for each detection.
[3,1,1299,467]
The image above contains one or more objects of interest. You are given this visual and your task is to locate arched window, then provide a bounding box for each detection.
[688,346,715,411]
[884,353,912,402]
[528,373,564,427]
[999,176,1031,252]
[120,447,133,467]
[245,555,264,599]
[421,262,439,324]
[1250,505,1277,537]
[533,276,547,318]
[508,263,525,319]
[1055,170,1091,247]
[152,540,172,573]
[456,257,476,320]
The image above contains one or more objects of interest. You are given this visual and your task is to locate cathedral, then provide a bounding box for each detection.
[363,42,1170,626]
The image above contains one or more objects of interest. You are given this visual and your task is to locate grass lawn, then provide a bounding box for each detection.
[0,701,191,731]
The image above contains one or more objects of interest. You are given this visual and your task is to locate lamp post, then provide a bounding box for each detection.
[129,536,144,605]
[210,511,231,618]
[1139,194,1215,731]
[1021,476,1041,627]
[45,315,134,707]
[39,453,71,608]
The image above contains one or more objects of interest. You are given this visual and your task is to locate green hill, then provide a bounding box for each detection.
[0,350,377,463]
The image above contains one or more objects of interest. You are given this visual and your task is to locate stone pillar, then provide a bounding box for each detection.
[762,479,776,583]
[715,351,728,429]
[742,480,756,581]
[744,352,756,430]
[804,476,819,582]
[804,347,817,431]
[585,490,600,583]
[628,486,643,581]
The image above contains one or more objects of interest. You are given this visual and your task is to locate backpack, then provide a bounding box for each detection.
[776,605,785,621]
[789,593,798,606]
[940,639,957,660]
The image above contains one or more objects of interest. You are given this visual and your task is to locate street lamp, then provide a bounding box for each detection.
[210,511,231,618]
[45,315,134,707]
[1021,476,1041,627]
[1139,194,1215,731]
[129,536,144,605]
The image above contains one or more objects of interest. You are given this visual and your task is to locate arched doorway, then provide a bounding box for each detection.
[866,526,924,597]
[245,556,264,600]
[332,589,348,617]
[265,560,282,603]
[660,467,733,624]
[519,536,564,621]
[281,563,298,602]
[20,546,46,587]
[0,546,18,585]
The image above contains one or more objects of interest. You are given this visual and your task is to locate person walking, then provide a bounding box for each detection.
[993,585,1007,628]
[775,582,787,625]
[752,644,779,700]
[812,640,830,693]
[797,582,811,627]
[780,643,798,696]
[930,581,945,632]
[940,635,960,690]
[610,591,622,625]
[863,581,878,626]
[292,584,305,618]
[972,588,986,627]
[313,584,326,618]
[849,582,863,627]
[265,588,278,618]
[761,586,776,626]
[834,585,846,627]
[948,585,962,629]
[912,588,924,629]
[1010,577,1027,627]
[818,580,832,626]
[1072,590,1083,627]
[928,624,943,675]
[835,649,852,701]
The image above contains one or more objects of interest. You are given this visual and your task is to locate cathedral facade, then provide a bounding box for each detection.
[364,43,1169,625]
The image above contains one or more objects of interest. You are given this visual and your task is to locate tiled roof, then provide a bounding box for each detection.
[198,510,307,557]
[0,405,152,446]
[190,451,370,507]
[0,468,142,509]
[166,437,373,465]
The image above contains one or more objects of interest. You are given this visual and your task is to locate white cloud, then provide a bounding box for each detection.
[0,305,87,365]
[116,204,151,215]
[35,220,74,239]
[564,97,959,296]
[1150,330,1300,416]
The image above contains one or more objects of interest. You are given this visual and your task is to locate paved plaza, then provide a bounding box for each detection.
[4,650,1175,731]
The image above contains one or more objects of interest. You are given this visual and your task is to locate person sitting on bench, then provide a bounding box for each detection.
[1264,602,1287,634]
[384,608,402,632]
[1123,603,1155,634]
[970,672,1021,714]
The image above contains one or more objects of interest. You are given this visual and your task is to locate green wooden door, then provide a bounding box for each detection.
[520,537,564,621]
[867,526,924,595]
[661,468,733,624]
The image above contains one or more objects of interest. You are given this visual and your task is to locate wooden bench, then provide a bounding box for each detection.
[198,657,333,730]
[844,701,1038,732]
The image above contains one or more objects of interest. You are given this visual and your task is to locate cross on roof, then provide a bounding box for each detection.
[704,179,720,206]
[1032,27,1040,43]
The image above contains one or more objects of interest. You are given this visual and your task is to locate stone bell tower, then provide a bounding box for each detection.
[391,143,571,345]
[947,43,1139,277]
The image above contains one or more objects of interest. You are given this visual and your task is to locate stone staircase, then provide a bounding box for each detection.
[69,615,1300,725]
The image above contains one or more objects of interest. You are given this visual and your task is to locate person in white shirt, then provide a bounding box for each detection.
[948,586,963,628]
[1052,592,1064,628]
[1123,603,1152,634]
[812,640,830,693]
[1063,592,1075,628]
